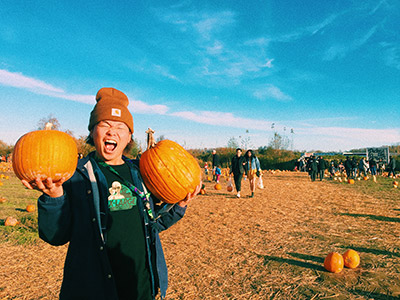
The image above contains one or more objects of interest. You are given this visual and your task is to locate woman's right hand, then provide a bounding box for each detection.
[22,177,65,198]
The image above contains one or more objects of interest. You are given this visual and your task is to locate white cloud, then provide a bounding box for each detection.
[294,126,400,150]
[0,69,169,114]
[262,59,274,68]
[170,110,274,131]
[323,24,379,61]
[129,101,169,115]
[382,44,400,70]
[253,85,292,101]
[0,69,64,93]
[193,11,235,40]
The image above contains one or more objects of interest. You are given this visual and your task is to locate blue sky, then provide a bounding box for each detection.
[0,0,399,152]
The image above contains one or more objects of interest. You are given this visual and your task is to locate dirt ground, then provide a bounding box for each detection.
[1,172,400,299]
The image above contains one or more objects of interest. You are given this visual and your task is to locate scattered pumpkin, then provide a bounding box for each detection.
[12,123,78,183]
[0,197,7,204]
[393,181,398,186]
[139,128,201,204]
[363,176,368,180]
[200,189,206,195]
[206,176,212,181]
[348,179,355,184]
[4,216,19,227]
[26,204,36,212]
[342,249,360,269]
[324,252,344,273]
[214,183,222,190]
[227,185,233,192]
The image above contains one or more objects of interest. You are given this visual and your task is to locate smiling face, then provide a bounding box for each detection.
[91,120,132,165]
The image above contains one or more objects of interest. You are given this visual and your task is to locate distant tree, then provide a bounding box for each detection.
[0,140,12,156]
[125,138,143,159]
[227,137,239,149]
[37,115,61,130]
[76,135,95,157]
[268,132,290,150]
[240,136,254,150]
[156,135,165,143]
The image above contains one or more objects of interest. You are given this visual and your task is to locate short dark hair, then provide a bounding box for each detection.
[236,148,242,152]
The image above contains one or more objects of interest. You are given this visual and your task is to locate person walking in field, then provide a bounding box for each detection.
[369,157,378,182]
[211,149,220,182]
[344,157,352,179]
[230,148,246,198]
[317,156,327,181]
[351,157,358,178]
[387,157,396,178]
[308,155,318,182]
[21,87,200,300]
[244,149,262,198]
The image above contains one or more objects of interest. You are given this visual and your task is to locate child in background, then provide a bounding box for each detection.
[215,165,222,183]
[204,162,209,175]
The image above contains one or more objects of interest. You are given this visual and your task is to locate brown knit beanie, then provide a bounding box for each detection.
[88,87,134,133]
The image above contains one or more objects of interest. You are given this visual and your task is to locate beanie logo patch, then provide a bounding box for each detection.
[111,108,121,117]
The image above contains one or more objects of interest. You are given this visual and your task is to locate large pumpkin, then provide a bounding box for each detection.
[12,123,78,183]
[324,252,344,273]
[139,128,201,204]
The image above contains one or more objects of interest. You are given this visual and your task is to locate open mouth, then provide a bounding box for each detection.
[104,139,117,153]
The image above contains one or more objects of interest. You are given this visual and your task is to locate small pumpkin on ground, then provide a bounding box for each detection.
[348,179,355,184]
[26,204,36,212]
[214,183,222,190]
[324,252,344,273]
[342,249,360,269]
[4,216,19,227]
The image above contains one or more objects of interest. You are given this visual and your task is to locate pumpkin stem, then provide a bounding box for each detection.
[45,122,53,130]
[145,128,156,150]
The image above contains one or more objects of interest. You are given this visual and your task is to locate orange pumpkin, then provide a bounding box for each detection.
[214,183,222,190]
[363,176,368,180]
[342,249,360,269]
[12,123,78,183]
[139,128,201,204]
[200,189,206,195]
[4,216,19,227]
[348,179,355,184]
[26,204,36,212]
[324,252,344,273]
[227,185,233,192]
[0,197,6,204]
[393,181,398,186]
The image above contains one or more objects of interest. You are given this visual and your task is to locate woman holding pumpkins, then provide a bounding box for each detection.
[21,87,200,300]
[244,149,262,198]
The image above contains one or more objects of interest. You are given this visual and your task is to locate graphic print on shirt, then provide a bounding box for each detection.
[108,181,137,211]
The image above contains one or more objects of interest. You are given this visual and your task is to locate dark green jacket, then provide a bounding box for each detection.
[38,154,186,300]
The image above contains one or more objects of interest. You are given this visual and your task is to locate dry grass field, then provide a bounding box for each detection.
[1,166,400,299]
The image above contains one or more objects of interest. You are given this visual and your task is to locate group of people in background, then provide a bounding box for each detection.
[299,155,397,182]
[208,148,262,198]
